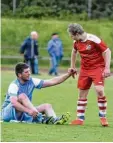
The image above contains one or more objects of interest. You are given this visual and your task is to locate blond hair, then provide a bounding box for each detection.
[67,23,84,35]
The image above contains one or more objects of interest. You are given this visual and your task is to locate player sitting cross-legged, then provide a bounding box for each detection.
[1,62,75,125]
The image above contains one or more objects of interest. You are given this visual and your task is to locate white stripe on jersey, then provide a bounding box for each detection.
[87,33,101,44]
[8,83,18,96]
[32,78,42,87]
[102,48,109,53]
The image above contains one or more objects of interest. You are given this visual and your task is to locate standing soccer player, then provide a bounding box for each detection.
[67,23,111,126]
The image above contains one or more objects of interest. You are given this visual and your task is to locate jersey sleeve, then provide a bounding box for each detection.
[32,78,44,89]
[8,83,18,96]
[96,40,108,52]
[89,34,108,52]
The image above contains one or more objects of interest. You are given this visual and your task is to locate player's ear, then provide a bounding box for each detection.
[18,73,22,78]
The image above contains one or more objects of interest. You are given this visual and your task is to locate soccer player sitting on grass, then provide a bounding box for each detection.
[1,62,74,124]
[67,23,111,126]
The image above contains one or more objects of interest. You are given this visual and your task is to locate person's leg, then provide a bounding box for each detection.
[71,89,89,125]
[26,59,33,74]
[36,103,56,118]
[31,59,35,74]
[1,103,17,122]
[94,85,108,126]
[49,57,54,75]
[54,56,58,76]
[71,69,92,125]
[33,58,39,74]
[49,56,58,75]
[18,93,37,113]
[55,56,59,75]
[91,67,108,126]
[36,104,70,125]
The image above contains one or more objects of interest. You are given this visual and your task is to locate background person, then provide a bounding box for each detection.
[47,33,63,76]
[20,31,39,75]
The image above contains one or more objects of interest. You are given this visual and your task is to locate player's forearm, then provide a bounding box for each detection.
[71,49,77,68]
[103,49,111,69]
[11,99,30,113]
[51,73,71,85]
[42,73,71,87]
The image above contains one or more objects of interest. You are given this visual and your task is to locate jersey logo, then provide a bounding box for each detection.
[98,82,102,84]
[86,44,91,50]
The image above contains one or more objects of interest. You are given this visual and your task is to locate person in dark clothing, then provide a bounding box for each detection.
[20,31,39,74]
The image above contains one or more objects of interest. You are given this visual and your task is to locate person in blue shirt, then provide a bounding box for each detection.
[20,31,39,75]
[47,33,64,76]
[1,63,75,124]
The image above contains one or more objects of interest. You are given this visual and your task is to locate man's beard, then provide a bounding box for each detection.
[22,77,30,82]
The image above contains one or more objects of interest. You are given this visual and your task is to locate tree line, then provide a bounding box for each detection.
[1,0,113,20]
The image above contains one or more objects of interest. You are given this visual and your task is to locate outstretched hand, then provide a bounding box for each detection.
[68,68,77,78]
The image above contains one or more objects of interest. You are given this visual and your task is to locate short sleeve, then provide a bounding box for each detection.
[96,40,108,52]
[32,78,44,89]
[87,34,108,52]
[8,83,18,96]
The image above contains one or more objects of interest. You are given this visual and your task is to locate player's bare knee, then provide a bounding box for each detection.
[97,90,104,97]
[45,103,52,109]
[18,93,27,101]
[10,96,18,104]
[95,86,104,97]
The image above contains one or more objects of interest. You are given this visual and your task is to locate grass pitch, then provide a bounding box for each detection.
[1,71,113,142]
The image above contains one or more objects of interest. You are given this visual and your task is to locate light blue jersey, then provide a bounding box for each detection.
[2,77,44,109]
[1,77,44,122]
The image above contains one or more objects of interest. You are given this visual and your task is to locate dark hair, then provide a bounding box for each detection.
[15,62,29,76]
[51,33,58,36]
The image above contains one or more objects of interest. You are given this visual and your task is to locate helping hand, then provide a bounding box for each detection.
[68,68,77,78]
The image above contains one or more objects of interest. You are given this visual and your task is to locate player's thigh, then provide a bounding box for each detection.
[78,69,92,90]
[2,103,16,122]
[91,67,104,86]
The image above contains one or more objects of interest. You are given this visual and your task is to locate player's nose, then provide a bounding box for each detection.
[28,71,31,75]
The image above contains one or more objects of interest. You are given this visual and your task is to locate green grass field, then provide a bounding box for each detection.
[1,71,113,142]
